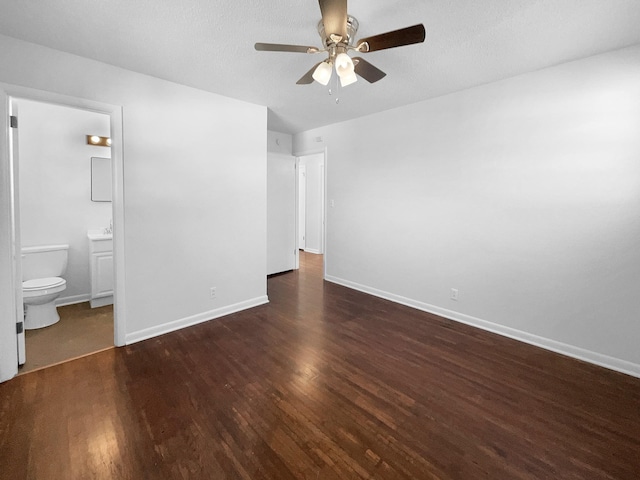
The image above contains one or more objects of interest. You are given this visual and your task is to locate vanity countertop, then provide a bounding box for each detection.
[87,229,112,241]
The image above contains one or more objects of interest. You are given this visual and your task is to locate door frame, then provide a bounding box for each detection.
[293,147,327,278]
[297,162,306,254]
[0,84,126,382]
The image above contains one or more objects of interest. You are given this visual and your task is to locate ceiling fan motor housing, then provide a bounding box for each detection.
[318,15,359,48]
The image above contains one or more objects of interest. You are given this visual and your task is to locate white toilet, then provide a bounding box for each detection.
[22,244,69,330]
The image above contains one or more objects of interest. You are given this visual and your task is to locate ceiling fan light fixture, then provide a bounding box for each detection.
[339,70,358,87]
[255,3,426,90]
[312,61,333,85]
[335,52,355,78]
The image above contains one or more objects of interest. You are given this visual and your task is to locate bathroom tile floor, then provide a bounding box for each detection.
[19,302,114,374]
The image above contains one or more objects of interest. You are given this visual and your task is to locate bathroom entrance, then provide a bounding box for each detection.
[0,85,125,381]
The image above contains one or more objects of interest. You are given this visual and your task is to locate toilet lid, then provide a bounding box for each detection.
[23,277,66,290]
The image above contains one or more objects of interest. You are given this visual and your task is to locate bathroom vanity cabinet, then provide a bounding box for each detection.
[87,231,114,308]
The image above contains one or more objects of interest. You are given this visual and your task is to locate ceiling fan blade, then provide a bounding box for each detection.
[352,57,386,83]
[357,24,426,52]
[255,43,318,54]
[318,0,347,40]
[296,62,323,85]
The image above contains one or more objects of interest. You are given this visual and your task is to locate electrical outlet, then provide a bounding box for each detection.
[210,287,216,299]
[450,288,459,301]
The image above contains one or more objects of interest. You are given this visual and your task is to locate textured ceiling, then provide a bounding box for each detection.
[1,0,640,133]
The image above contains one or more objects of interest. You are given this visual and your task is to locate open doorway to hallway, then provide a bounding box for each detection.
[297,152,324,255]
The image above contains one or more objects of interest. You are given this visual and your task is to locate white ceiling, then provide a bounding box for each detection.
[1,0,640,133]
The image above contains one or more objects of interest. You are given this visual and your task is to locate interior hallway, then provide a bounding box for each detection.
[1,251,639,479]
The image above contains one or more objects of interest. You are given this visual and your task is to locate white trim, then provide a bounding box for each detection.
[325,275,640,379]
[56,294,91,307]
[110,106,126,347]
[90,296,113,308]
[294,158,300,270]
[125,296,269,345]
[322,146,327,279]
[303,248,321,254]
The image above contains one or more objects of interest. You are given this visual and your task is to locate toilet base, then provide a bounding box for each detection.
[24,301,61,329]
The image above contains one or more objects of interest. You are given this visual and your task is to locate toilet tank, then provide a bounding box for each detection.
[21,244,69,281]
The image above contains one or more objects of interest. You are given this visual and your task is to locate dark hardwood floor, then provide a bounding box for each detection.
[1,251,639,479]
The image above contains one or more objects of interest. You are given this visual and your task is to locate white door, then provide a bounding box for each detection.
[9,99,25,365]
[298,164,306,250]
[267,153,296,275]
[298,153,325,254]
[9,99,26,365]
[0,90,19,382]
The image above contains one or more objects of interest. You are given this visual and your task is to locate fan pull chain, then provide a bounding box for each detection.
[329,72,340,104]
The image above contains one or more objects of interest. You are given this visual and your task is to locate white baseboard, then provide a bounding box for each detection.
[90,296,113,308]
[56,294,91,307]
[303,248,321,254]
[325,275,640,379]
[125,295,269,345]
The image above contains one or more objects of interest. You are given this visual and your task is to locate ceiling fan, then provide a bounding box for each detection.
[255,0,426,87]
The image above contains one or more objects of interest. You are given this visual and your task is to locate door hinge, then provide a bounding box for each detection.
[16,321,24,334]
[10,116,18,128]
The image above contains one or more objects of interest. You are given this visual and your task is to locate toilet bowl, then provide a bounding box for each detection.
[21,244,69,330]
[23,277,67,328]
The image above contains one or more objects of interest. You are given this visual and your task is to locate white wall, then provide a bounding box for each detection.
[18,99,111,304]
[0,34,267,351]
[299,153,324,254]
[294,44,640,376]
[267,130,293,155]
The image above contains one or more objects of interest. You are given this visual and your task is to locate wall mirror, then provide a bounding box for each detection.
[91,157,112,202]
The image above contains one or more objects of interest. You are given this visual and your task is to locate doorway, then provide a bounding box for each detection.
[266,150,326,278]
[267,152,297,276]
[0,85,126,382]
[298,152,325,255]
[298,164,306,251]
[17,99,113,373]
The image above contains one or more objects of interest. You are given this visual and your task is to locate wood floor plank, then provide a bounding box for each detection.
[1,251,639,479]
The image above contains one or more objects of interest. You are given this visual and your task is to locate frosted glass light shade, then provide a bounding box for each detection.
[335,53,355,78]
[312,62,333,85]
[339,70,358,87]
